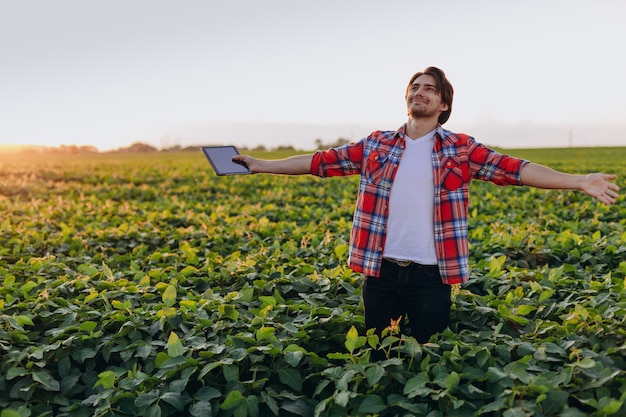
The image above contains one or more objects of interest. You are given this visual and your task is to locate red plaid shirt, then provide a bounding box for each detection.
[310,124,528,284]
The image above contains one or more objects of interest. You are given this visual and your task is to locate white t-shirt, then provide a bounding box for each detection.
[382,130,437,265]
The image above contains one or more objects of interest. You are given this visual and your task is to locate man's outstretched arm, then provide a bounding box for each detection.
[233,154,314,175]
[520,163,620,205]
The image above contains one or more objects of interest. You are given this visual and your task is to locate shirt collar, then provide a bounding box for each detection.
[395,124,408,139]
[396,123,446,141]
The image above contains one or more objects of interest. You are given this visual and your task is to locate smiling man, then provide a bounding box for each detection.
[234,66,620,360]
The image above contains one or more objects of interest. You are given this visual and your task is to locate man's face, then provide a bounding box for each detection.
[406,74,449,120]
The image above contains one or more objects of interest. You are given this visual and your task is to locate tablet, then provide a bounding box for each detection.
[201,146,251,176]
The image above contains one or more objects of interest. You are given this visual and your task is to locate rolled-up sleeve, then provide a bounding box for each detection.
[310,142,364,178]
[468,138,529,186]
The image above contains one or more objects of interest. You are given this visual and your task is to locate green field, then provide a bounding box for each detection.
[1,147,625,416]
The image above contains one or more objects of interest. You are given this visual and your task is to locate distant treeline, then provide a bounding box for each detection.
[0,144,101,155]
[0,137,352,155]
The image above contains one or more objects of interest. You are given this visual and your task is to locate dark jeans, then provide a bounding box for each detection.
[363,259,451,359]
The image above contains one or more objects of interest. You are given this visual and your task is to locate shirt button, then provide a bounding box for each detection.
[378,247,383,252]
[447,161,452,167]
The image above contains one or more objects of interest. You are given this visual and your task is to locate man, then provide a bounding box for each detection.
[234,67,620,358]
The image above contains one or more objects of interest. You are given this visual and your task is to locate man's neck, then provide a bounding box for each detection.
[405,118,438,139]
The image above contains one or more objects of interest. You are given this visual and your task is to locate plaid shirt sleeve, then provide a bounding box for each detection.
[467,136,529,185]
[310,142,364,177]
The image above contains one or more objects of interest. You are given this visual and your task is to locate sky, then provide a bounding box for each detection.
[1,0,625,151]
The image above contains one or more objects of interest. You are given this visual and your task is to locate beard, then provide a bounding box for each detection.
[407,104,439,119]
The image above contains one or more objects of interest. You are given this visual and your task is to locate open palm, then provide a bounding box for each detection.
[581,174,620,204]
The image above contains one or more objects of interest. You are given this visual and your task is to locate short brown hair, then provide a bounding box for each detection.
[406,67,454,124]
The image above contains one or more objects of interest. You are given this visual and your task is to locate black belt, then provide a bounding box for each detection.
[384,258,415,267]
[384,258,437,268]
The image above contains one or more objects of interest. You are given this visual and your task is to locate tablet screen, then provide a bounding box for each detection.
[201,146,251,176]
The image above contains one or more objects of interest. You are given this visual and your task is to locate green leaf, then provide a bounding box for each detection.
[245,394,260,417]
[504,360,532,384]
[102,262,114,279]
[388,393,429,413]
[223,364,239,382]
[537,390,569,415]
[508,314,530,325]
[345,325,359,353]
[221,390,245,410]
[195,386,222,402]
[1,410,23,417]
[5,316,24,331]
[365,364,385,386]
[334,243,349,258]
[476,348,491,368]
[586,370,621,389]
[358,394,386,413]
[403,372,431,399]
[160,392,187,411]
[198,361,222,379]
[487,367,508,383]
[218,304,239,321]
[280,399,310,416]
[515,305,537,316]
[272,288,285,304]
[258,296,276,306]
[335,390,356,407]
[239,286,255,302]
[170,367,195,393]
[79,320,98,332]
[344,325,365,353]
[577,358,596,369]
[255,326,276,341]
[601,399,624,415]
[32,370,61,391]
[159,306,177,317]
[326,352,351,360]
[155,352,169,368]
[481,398,508,413]
[190,402,213,417]
[162,284,177,307]
[94,370,116,390]
[6,366,28,380]
[446,371,461,390]
[284,344,306,367]
[61,374,81,395]
[402,336,422,357]
[279,368,302,392]
[539,288,555,303]
[498,304,511,319]
[3,274,15,289]
[146,404,161,417]
[503,408,527,417]
[489,255,507,274]
[261,390,279,415]
[20,281,37,294]
[167,332,184,357]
